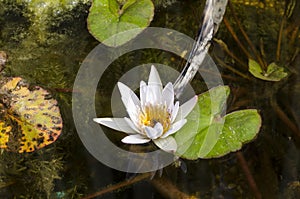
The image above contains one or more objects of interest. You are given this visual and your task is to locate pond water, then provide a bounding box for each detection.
[0,0,300,198]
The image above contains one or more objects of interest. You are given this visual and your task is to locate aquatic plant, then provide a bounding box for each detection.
[0,0,91,44]
[207,2,300,197]
[0,147,65,198]
[248,59,288,81]
[87,0,154,46]
[0,0,298,198]
[94,66,197,152]
[175,86,261,159]
[94,67,261,160]
[23,0,90,42]
[216,0,292,82]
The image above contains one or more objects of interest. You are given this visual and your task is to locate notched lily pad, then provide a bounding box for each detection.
[248,59,288,81]
[87,0,154,46]
[0,77,62,153]
[175,86,261,160]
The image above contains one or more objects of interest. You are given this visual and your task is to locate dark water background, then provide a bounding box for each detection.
[0,0,300,198]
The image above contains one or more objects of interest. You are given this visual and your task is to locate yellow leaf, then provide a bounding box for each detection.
[0,77,62,153]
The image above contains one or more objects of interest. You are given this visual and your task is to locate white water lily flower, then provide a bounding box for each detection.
[93,66,197,153]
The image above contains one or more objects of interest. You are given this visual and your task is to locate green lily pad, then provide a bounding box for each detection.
[175,86,261,160]
[175,85,229,159]
[0,77,63,153]
[248,59,288,81]
[204,109,261,158]
[87,0,154,47]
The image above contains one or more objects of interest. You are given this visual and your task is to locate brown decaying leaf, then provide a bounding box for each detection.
[0,77,62,153]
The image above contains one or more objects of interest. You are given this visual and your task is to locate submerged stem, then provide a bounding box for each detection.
[214,54,251,80]
[276,17,286,62]
[151,177,198,199]
[214,38,248,69]
[236,152,262,199]
[82,173,152,199]
[271,97,300,139]
[223,17,251,59]
[228,1,267,70]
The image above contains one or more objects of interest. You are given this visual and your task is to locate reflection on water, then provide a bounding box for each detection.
[0,0,300,198]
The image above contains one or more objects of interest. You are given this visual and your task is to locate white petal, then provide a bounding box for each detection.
[144,123,163,139]
[140,81,147,108]
[93,118,136,134]
[161,119,187,138]
[123,92,140,126]
[147,66,163,104]
[118,82,140,108]
[124,117,142,134]
[144,126,157,139]
[122,134,151,144]
[176,95,198,121]
[117,82,141,126]
[153,122,164,135]
[146,86,162,105]
[162,82,174,109]
[148,65,163,89]
[153,136,177,153]
[171,101,179,123]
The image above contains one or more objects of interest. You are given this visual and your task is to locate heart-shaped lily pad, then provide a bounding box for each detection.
[248,59,288,81]
[87,0,154,47]
[0,77,62,153]
[175,86,261,160]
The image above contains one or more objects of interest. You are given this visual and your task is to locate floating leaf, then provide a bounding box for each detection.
[204,109,261,158]
[0,112,11,149]
[0,77,62,153]
[175,86,261,160]
[175,86,229,159]
[248,59,288,81]
[87,0,154,47]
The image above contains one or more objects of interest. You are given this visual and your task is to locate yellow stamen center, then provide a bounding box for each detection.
[139,104,171,133]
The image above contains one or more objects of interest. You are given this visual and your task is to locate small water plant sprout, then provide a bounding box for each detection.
[93,66,197,153]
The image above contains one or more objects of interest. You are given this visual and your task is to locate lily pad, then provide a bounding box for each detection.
[175,86,261,160]
[175,86,229,158]
[204,109,261,158]
[87,0,154,47]
[248,59,288,81]
[0,77,62,153]
[0,113,12,149]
